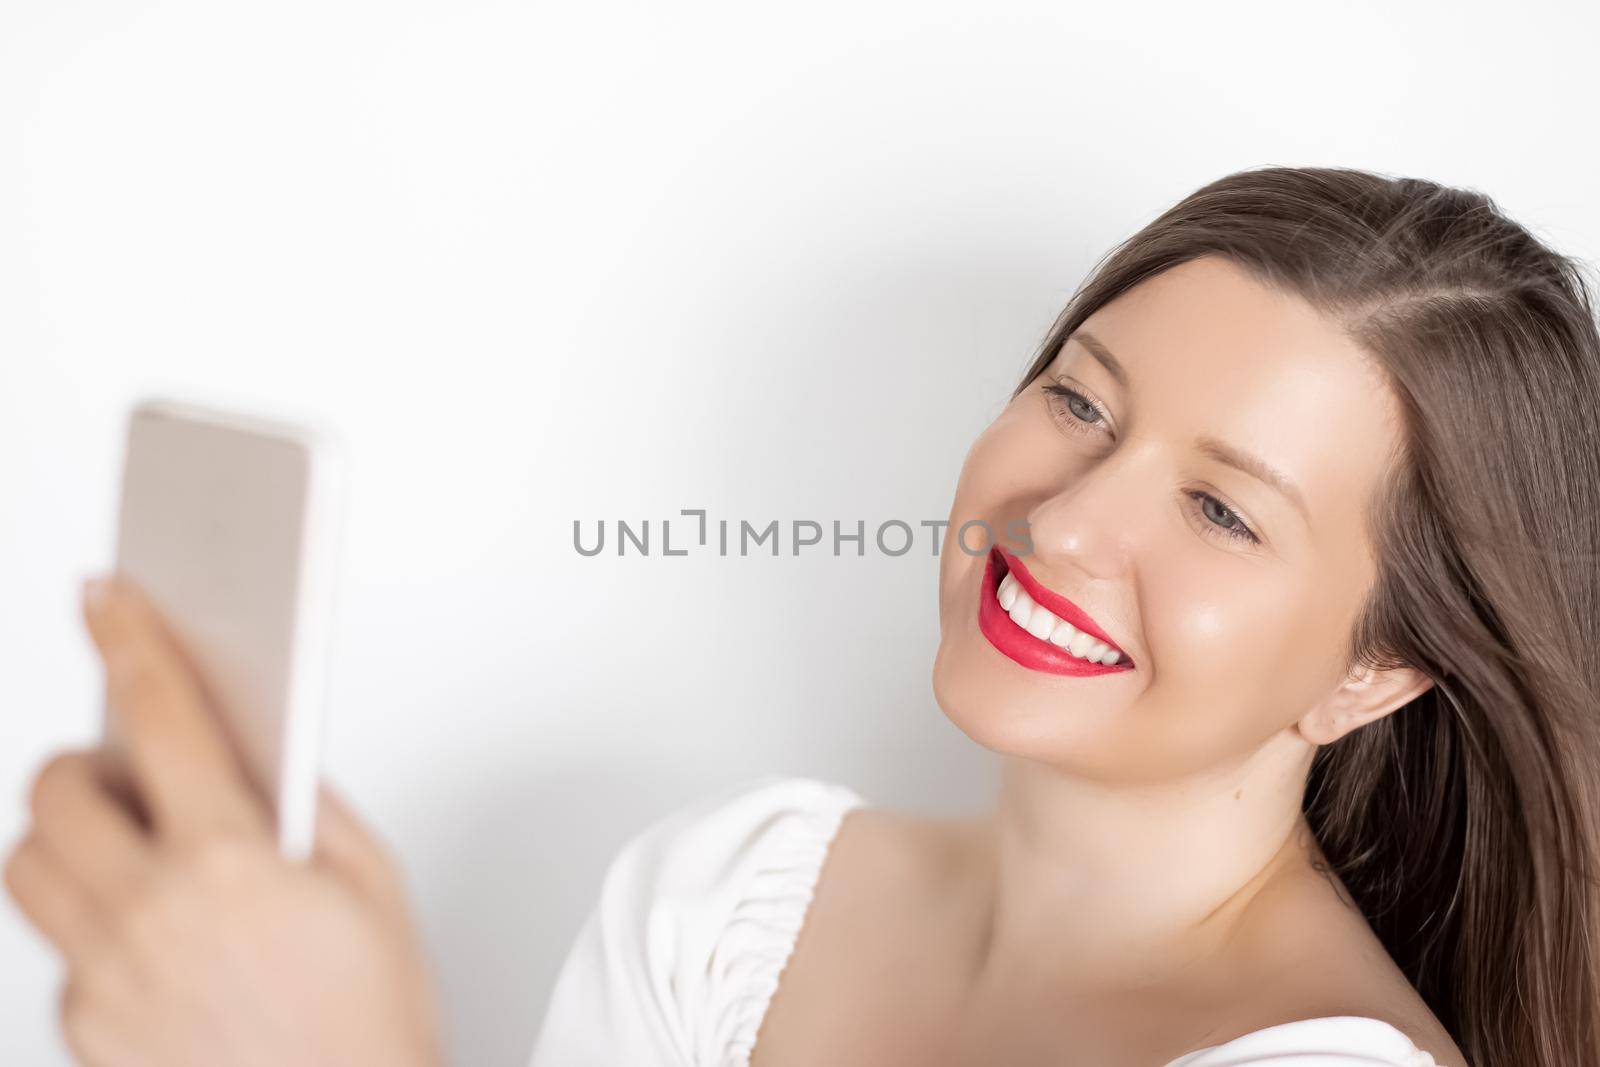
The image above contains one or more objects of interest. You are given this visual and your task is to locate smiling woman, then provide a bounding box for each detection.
[924,170,1600,1063]
[528,167,1600,1067]
[11,165,1600,1067]
[928,169,1600,1065]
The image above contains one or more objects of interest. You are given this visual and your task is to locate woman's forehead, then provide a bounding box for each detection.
[1071,258,1366,382]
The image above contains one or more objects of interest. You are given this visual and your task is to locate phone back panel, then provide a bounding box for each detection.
[109,398,342,860]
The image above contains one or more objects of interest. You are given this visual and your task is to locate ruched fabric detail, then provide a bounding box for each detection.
[708,791,859,1066]
[526,775,865,1067]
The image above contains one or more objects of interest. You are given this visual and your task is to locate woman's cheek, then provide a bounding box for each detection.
[1148,517,1367,712]
[1131,567,1302,757]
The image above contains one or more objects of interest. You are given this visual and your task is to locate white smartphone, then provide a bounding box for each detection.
[104,397,345,861]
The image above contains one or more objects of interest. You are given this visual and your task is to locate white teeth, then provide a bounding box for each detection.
[1025,610,1056,640]
[1007,590,1035,628]
[995,575,1126,666]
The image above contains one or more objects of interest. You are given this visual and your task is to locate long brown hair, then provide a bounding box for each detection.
[1009,166,1600,1065]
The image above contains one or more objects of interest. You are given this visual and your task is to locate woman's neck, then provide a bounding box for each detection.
[966,729,1320,994]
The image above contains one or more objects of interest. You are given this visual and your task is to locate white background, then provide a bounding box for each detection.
[4,2,1598,1063]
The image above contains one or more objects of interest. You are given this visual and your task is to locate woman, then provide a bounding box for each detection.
[8,166,1599,1066]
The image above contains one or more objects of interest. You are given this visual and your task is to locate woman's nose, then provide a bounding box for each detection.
[1021,449,1148,582]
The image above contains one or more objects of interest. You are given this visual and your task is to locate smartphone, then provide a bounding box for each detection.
[104,397,345,861]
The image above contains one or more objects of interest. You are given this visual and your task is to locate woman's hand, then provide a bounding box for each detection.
[3,575,446,1067]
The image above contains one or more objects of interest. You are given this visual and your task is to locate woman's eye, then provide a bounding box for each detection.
[1042,381,1110,435]
[1186,490,1261,546]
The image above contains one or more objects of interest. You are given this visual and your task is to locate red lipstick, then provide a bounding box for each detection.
[977,546,1135,676]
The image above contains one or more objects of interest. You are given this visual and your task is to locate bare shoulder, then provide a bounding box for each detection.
[749,805,983,1066]
[811,803,981,920]
[1221,862,1468,1066]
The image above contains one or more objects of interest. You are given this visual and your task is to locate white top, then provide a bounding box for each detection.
[527,775,1442,1067]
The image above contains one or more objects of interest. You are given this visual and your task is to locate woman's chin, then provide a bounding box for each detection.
[931,625,1153,778]
[932,630,1065,754]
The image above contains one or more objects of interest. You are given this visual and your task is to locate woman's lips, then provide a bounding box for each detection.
[998,546,1130,655]
[977,546,1135,677]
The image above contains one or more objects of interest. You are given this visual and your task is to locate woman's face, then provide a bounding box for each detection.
[933,255,1410,784]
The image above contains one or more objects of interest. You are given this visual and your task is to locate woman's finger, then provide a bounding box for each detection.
[2,832,106,965]
[28,749,157,913]
[81,574,269,848]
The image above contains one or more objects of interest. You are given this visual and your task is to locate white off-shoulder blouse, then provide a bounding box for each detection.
[526,775,1441,1067]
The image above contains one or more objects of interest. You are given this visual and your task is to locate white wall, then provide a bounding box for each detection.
[4,2,1597,1063]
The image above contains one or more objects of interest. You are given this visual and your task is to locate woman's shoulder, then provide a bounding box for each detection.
[527,774,867,1067]
[591,772,870,959]
[1199,863,1467,1067]
[610,773,868,887]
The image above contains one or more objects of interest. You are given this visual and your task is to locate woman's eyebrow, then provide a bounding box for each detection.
[1197,435,1310,525]
[1067,330,1128,389]
[1069,329,1309,525]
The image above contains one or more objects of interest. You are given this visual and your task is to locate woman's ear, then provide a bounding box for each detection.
[1297,663,1435,745]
